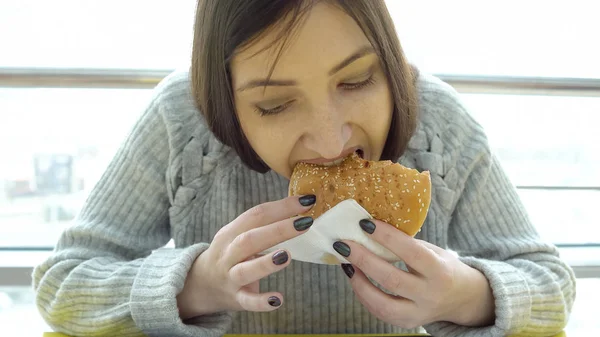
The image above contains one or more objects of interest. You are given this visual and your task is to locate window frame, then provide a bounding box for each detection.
[1,67,599,285]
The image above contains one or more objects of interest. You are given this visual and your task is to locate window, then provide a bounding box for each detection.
[0,1,195,69]
[462,94,600,245]
[386,0,600,78]
[0,1,599,335]
[0,88,153,248]
[386,0,600,248]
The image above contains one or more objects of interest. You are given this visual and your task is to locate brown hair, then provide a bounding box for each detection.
[191,0,418,173]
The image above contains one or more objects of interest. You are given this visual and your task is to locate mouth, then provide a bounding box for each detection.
[302,147,364,167]
[320,157,347,167]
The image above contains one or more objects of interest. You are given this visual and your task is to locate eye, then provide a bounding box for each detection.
[255,100,294,116]
[340,75,376,91]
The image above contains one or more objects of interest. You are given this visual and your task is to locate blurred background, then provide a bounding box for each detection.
[0,0,598,336]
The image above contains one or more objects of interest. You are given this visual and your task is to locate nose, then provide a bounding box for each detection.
[301,105,352,159]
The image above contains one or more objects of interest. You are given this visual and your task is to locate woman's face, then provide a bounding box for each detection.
[231,2,393,179]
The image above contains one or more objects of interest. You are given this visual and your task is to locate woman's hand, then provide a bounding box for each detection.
[334,219,496,329]
[177,195,316,319]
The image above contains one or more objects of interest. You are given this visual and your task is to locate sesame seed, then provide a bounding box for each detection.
[422,203,425,207]
[407,208,411,212]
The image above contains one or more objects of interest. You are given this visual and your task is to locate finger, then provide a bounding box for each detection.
[358,219,442,276]
[335,240,424,300]
[229,250,291,286]
[405,240,445,275]
[235,288,284,312]
[409,240,447,276]
[242,254,260,263]
[225,215,313,265]
[418,239,448,256]
[348,266,419,327]
[217,195,316,242]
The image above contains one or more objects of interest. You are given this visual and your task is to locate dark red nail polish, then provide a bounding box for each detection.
[268,296,281,307]
[272,250,288,265]
[341,264,355,278]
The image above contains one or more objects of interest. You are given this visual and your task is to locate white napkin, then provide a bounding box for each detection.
[261,199,399,264]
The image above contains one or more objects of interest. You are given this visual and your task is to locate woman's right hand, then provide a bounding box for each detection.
[176,195,317,319]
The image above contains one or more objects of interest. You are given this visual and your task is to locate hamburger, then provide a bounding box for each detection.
[289,151,431,236]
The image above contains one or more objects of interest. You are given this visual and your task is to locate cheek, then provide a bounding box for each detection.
[238,113,299,171]
[348,85,393,137]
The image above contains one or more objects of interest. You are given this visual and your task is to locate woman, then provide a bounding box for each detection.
[33,1,576,336]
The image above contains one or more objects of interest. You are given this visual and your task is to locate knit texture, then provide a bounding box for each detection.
[32,71,576,337]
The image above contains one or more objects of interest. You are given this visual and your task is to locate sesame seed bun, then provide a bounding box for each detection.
[288,152,431,236]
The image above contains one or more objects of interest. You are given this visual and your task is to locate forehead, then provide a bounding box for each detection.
[230,3,373,83]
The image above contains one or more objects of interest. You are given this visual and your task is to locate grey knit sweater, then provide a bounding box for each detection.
[32,71,576,337]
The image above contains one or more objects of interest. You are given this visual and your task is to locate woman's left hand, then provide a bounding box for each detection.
[333,219,496,329]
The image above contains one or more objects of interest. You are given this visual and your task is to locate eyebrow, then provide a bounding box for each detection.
[236,45,375,92]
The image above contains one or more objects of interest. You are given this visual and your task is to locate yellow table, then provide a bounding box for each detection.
[43,334,434,336]
[43,335,433,337]
[43,333,567,337]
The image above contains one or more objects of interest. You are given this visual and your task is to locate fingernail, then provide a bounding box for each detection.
[359,219,376,234]
[298,194,316,206]
[268,296,281,307]
[341,264,355,278]
[294,216,313,231]
[333,241,351,257]
[272,250,289,265]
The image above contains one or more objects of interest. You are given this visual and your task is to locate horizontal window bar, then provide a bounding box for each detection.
[438,73,600,97]
[0,247,54,252]
[0,67,171,89]
[2,68,600,96]
[0,267,32,287]
[556,243,600,249]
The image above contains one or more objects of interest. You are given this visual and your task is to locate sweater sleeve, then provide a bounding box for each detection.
[421,82,576,337]
[32,74,232,337]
